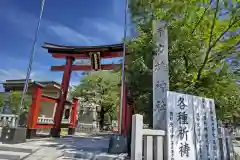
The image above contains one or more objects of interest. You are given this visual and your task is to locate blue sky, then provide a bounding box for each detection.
[0,0,129,90]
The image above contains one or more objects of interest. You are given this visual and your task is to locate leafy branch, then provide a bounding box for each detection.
[208,40,240,62]
[191,0,213,34]
[197,0,240,80]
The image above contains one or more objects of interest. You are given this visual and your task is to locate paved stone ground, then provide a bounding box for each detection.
[234,141,240,160]
[23,133,128,160]
[5,132,240,160]
[0,128,127,160]
[0,139,40,159]
[24,145,63,160]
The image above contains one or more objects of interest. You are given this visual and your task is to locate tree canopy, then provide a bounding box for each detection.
[0,94,4,110]
[8,92,31,115]
[126,0,240,122]
[71,71,120,129]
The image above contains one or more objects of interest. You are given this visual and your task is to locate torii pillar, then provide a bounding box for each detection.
[51,57,74,137]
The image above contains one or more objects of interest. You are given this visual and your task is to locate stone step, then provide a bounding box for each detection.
[63,150,127,160]
[63,146,109,153]
[0,144,38,153]
[58,157,126,160]
[63,150,96,159]
[0,150,29,160]
[57,158,88,160]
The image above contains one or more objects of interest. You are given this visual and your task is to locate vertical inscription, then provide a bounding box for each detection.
[176,97,190,158]
[167,91,196,160]
[193,96,220,160]
[153,21,169,129]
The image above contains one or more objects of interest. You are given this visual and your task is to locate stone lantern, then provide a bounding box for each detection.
[93,105,101,132]
[96,105,101,113]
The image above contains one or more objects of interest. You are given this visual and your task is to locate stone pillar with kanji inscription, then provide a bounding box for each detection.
[152,21,169,130]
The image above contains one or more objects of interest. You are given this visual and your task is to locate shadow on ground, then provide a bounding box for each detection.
[20,132,129,159]
[43,135,111,153]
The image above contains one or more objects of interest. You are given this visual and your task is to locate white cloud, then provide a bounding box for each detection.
[0,55,82,90]
[80,17,135,43]
[2,55,48,71]
[112,0,125,18]
[0,68,63,92]
[0,3,127,47]
[0,7,37,40]
[0,67,64,86]
[0,55,56,82]
[0,69,32,82]
[0,2,126,91]
[47,25,98,46]
[81,18,124,43]
[0,5,102,46]
[93,20,124,41]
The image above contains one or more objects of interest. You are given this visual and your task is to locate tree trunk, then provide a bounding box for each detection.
[99,108,105,131]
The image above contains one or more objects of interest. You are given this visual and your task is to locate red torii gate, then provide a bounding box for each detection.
[42,43,129,137]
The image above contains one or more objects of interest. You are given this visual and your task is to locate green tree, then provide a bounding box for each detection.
[127,0,240,123]
[230,56,240,75]
[0,94,4,110]
[71,71,120,130]
[8,92,31,115]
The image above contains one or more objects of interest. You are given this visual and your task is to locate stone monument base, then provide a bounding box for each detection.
[108,134,127,154]
[1,127,26,144]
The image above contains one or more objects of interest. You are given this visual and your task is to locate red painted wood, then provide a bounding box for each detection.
[35,124,53,129]
[52,53,89,59]
[126,102,134,132]
[52,57,74,137]
[40,96,57,103]
[27,85,42,129]
[51,65,91,71]
[51,64,120,71]
[117,105,120,132]
[51,51,122,59]
[27,104,33,128]
[69,98,78,128]
[35,124,71,129]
